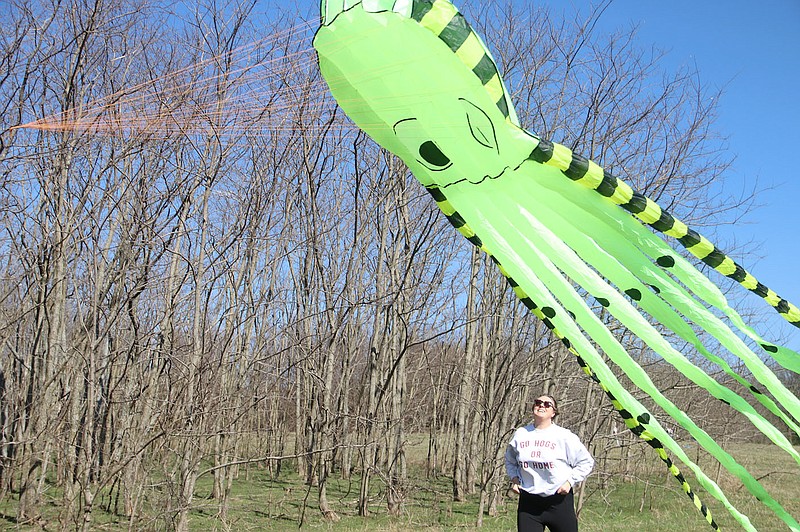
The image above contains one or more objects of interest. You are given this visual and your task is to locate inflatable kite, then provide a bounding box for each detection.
[314,1,800,530]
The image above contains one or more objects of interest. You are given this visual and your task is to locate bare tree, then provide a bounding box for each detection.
[0,0,773,529]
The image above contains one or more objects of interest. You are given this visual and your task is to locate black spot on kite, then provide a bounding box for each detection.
[425,186,447,202]
[466,235,483,247]
[564,154,589,180]
[657,255,675,268]
[596,298,610,307]
[729,264,747,282]
[761,344,778,353]
[419,141,450,168]
[542,307,556,318]
[446,212,466,228]
[753,282,769,298]
[625,288,642,301]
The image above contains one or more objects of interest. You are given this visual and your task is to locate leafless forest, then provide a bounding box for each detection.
[1,0,793,530]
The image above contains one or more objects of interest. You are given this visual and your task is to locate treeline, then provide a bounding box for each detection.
[0,0,760,530]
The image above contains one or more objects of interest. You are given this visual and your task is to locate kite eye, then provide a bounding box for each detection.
[392,117,452,172]
[419,141,451,169]
[460,98,498,152]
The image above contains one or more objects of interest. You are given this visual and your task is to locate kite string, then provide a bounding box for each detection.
[18,15,477,137]
[17,18,348,136]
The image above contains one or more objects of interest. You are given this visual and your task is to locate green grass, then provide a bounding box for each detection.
[2,442,798,530]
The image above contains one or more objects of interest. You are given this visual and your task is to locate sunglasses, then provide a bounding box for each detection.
[534,400,554,409]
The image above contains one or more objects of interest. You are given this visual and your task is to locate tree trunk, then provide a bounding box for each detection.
[453,247,480,501]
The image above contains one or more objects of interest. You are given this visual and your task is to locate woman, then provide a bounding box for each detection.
[505,395,594,532]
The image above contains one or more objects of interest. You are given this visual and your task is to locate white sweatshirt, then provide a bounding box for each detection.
[505,423,594,496]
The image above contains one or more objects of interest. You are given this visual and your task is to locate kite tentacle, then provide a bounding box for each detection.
[506,171,800,435]
[528,139,800,329]
[481,192,799,529]
[523,295,721,532]
[516,297,722,531]
[424,185,723,531]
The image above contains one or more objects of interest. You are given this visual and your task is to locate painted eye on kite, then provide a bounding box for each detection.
[419,140,451,169]
[459,98,498,153]
[393,117,453,172]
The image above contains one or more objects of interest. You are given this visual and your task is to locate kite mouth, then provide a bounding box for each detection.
[439,165,511,189]
[473,165,511,184]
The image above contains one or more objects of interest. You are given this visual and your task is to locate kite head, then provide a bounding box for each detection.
[314,0,538,189]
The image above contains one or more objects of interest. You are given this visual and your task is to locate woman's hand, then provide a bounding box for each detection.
[510,477,521,494]
[556,480,572,495]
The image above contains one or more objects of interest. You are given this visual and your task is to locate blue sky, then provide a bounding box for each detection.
[533,0,800,350]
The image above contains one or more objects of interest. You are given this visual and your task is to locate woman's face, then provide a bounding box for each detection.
[533,396,556,423]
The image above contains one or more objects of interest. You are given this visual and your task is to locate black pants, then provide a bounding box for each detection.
[517,489,578,532]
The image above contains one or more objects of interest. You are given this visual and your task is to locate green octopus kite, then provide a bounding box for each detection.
[313,1,800,529]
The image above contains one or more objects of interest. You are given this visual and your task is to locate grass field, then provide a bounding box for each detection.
[2,442,798,531]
